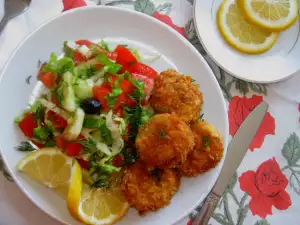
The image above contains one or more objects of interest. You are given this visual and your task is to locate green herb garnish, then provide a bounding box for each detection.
[97,53,122,75]
[159,129,168,139]
[43,53,75,75]
[203,136,211,148]
[98,40,110,52]
[122,148,138,165]
[15,141,36,152]
[33,123,51,141]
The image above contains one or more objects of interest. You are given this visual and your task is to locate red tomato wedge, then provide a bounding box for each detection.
[112,155,123,168]
[115,45,137,72]
[73,51,86,65]
[56,136,66,149]
[46,111,68,129]
[131,73,154,100]
[66,142,82,156]
[75,40,95,47]
[93,86,111,111]
[77,158,89,170]
[75,40,117,60]
[31,141,44,149]
[18,113,38,138]
[128,63,158,79]
[38,71,55,89]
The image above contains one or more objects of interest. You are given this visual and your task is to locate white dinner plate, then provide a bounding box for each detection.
[194,0,300,83]
[0,6,228,225]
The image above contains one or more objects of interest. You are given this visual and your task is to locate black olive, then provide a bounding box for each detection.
[80,98,101,114]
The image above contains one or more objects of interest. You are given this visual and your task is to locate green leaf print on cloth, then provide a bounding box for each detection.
[134,0,155,15]
[255,220,270,225]
[282,133,300,195]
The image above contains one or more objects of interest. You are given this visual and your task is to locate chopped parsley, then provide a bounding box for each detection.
[203,136,211,148]
[77,66,97,79]
[97,53,122,75]
[159,129,168,139]
[33,123,51,141]
[29,101,45,121]
[15,141,36,152]
[63,41,74,58]
[78,138,98,154]
[98,40,110,52]
[200,113,204,121]
[82,118,113,146]
[122,148,138,165]
[43,53,74,75]
[106,75,124,108]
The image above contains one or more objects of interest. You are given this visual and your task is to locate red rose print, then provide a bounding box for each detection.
[187,219,193,225]
[228,95,275,151]
[153,11,186,37]
[62,0,86,12]
[239,158,291,218]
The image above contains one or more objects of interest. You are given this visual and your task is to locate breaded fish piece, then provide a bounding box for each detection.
[178,121,224,176]
[121,161,180,214]
[150,69,203,124]
[136,113,195,169]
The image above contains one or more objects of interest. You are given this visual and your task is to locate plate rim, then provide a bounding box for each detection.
[193,0,299,84]
[0,5,229,225]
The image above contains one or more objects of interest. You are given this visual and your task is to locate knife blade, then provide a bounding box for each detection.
[192,101,269,225]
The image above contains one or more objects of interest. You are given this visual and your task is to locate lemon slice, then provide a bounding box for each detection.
[17,147,82,199]
[217,0,278,54]
[67,175,129,225]
[239,0,298,31]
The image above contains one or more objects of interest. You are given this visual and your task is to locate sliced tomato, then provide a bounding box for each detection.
[56,136,66,150]
[129,63,158,79]
[73,51,86,65]
[18,113,38,138]
[76,40,116,60]
[75,40,95,47]
[113,107,124,117]
[66,142,82,157]
[38,71,55,89]
[112,155,123,168]
[109,75,135,94]
[120,80,135,94]
[93,86,111,111]
[115,45,137,72]
[32,141,44,149]
[77,158,89,170]
[46,111,68,129]
[131,73,154,100]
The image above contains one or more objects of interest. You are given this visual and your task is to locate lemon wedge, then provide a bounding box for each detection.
[67,175,129,225]
[16,147,82,199]
[217,0,278,54]
[239,0,298,31]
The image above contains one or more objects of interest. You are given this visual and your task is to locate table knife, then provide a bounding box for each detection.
[192,101,269,225]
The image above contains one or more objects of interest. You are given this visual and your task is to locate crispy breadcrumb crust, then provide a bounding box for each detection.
[150,69,203,124]
[121,161,180,214]
[136,113,195,169]
[178,121,224,176]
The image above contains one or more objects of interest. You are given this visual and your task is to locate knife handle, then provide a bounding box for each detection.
[192,192,220,225]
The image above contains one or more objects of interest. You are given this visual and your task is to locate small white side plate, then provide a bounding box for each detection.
[194,0,300,83]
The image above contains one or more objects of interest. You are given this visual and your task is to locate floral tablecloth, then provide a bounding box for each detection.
[0,0,299,225]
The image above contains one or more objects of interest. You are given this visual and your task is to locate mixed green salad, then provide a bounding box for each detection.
[15,40,159,188]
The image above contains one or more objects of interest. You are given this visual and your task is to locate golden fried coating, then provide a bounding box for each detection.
[136,113,195,169]
[121,161,180,214]
[178,121,224,176]
[150,69,203,124]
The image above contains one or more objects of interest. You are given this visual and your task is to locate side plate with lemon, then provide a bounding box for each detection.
[194,0,300,83]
